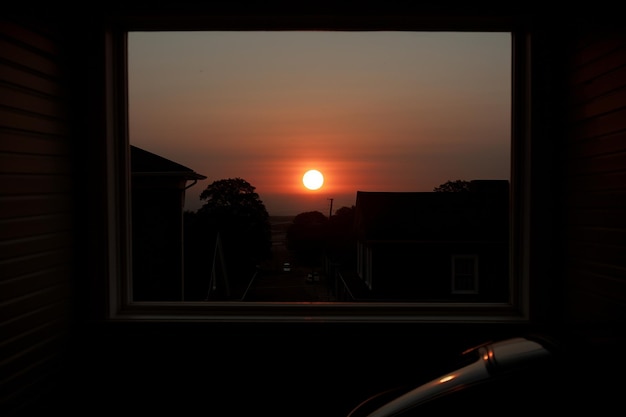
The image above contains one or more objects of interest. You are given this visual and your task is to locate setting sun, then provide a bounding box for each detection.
[303,169,324,190]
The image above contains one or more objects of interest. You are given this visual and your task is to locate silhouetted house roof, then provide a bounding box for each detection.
[130,145,207,181]
[350,180,510,301]
[354,180,509,242]
[130,145,207,301]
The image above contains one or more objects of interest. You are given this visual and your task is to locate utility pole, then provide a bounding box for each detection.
[328,198,333,218]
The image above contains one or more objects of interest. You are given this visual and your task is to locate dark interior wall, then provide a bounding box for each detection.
[61,322,536,416]
[2,9,626,417]
[0,16,79,415]
[560,25,626,334]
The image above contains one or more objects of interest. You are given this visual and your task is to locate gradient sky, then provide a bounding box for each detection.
[128,31,511,216]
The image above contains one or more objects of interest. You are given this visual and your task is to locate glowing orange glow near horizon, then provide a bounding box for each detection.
[128,31,512,215]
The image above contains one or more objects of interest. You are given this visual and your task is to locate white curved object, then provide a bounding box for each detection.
[365,337,552,417]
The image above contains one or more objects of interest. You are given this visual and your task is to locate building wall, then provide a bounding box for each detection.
[366,240,509,301]
[131,177,186,301]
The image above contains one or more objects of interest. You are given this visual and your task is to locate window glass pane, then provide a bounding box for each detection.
[127,31,511,303]
[453,255,478,293]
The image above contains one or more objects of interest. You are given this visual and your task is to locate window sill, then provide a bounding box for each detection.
[109,301,528,323]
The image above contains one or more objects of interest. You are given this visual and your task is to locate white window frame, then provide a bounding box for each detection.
[451,255,479,294]
[102,16,532,323]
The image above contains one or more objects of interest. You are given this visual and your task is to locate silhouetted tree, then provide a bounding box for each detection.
[199,177,272,260]
[326,205,357,265]
[184,178,271,299]
[433,179,471,192]
[291,210,328,226]
[286,210,328,266]
[328,206,356,237]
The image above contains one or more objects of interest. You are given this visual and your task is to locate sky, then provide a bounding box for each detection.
[128,31,511,216]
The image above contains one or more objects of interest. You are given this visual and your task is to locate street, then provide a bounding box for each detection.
[242,217,332,301]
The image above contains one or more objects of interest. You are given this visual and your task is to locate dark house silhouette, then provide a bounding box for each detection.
[352,180,509,301]
[130,145,206,301]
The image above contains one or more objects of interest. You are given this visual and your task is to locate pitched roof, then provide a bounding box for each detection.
[130,145,207,180]
[354,181,509,241]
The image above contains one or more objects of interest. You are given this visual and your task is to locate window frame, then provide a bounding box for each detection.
[102,15,532,323]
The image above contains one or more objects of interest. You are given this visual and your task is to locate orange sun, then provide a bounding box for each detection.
[302,169,324,190]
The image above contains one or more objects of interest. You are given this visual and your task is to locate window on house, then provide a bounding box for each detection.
[104,17,531,322]
[452,255,479,294]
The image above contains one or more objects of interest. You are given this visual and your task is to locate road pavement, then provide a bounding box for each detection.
[242,218,333,301]
[242,266,332,301]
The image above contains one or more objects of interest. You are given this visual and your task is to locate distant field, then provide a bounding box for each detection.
[269,216,293,236]
[269,215,295,224]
